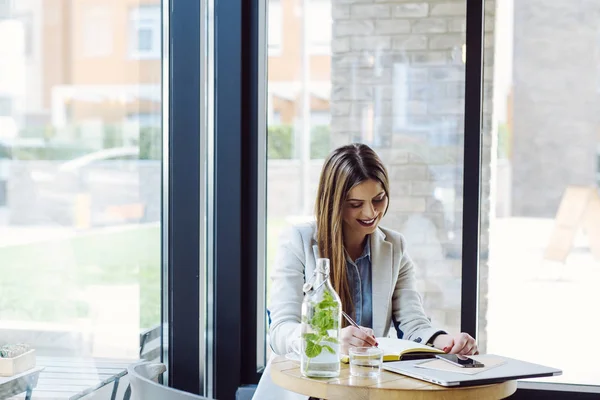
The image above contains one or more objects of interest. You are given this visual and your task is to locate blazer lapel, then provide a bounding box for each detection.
[371,228,393,336]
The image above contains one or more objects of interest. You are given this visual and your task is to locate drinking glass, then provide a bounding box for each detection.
[349,347,383,378]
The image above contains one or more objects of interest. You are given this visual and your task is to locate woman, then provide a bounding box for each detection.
[253,143,477,400]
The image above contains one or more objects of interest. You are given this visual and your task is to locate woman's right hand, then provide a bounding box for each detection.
[340,326,378,354]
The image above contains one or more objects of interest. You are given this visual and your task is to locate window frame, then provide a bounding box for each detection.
[165,0,206,395]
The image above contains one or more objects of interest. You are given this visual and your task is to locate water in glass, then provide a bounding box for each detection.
[349,347,383,378]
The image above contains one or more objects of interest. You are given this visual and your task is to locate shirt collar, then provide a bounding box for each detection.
[358,236,371,261]
[347,235,371,263]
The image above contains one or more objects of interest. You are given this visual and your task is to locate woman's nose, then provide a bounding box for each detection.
[363,203,376,218]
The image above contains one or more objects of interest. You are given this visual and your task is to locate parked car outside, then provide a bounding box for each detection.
[13,147,160,227]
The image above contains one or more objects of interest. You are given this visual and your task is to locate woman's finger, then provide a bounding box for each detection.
[341,326,378,348]
[364,328,378,346]
[341,327,371,349]
[449,333,469,354]
[362,327,375,337]
[442,338,454,353]
[347,336,371,348]
[456,335,478,356]
[458,342,475,356]
[353,327,378,346]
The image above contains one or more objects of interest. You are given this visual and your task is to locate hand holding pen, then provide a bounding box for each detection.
[340,311,378,353]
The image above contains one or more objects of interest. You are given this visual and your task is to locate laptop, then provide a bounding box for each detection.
[382,355,562,387]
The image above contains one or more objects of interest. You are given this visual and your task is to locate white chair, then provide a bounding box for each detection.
[127,361,208,400]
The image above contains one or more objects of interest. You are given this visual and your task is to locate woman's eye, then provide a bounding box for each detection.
[350,203,362,209]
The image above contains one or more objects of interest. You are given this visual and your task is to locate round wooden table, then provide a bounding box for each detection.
[271,356,517,400]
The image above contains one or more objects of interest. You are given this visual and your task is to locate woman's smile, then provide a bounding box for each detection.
[357,217,377,227]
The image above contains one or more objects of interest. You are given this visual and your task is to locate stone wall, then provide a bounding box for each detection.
[330,0,495,351]
[511,0,600,217]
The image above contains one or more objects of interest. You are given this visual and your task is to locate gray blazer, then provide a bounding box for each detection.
[253,222,443,400]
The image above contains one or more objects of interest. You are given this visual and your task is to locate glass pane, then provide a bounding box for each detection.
[0,0,163,396]
[264,0,468,357]
[482,0,600,386]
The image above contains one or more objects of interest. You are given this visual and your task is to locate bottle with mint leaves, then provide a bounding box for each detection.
[300,258,342,378]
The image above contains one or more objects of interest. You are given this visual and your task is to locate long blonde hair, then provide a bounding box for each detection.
[315,143,390,324]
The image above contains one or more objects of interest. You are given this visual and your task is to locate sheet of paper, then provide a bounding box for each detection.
[414,355,507,375]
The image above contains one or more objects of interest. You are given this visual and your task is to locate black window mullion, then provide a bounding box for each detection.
[167,0,202,394]
[461,0,484,337]
[241,0,261,386]
[212,0,260,397]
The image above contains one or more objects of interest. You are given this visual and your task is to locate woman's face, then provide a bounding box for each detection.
[342,179,388,235]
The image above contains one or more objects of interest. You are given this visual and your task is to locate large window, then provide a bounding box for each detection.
[0,0,163,397]
[482,0,600,387]
[264,0,469,358]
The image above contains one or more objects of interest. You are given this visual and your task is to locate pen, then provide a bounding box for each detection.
[341,311,378,347]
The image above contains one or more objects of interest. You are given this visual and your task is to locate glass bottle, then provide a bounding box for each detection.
[300,258,342,378]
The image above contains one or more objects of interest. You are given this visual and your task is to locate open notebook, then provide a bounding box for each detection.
[341,337,444,363]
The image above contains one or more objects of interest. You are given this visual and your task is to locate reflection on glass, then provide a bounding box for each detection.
[0,0,162,397]
[265,0,469,359]
[483,0,600,386]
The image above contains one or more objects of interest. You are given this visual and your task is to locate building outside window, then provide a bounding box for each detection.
[308,0,330,55]
[82,6,112,58]
[129,5,161,59]
[268,0,282,56]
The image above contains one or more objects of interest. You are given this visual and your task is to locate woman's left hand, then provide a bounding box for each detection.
[432,333,478,355]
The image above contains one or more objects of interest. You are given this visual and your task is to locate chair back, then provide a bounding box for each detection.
[127,361,208,400]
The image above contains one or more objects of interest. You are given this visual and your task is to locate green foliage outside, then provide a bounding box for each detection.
[310,125,330,159]
[12,123,330,161]
[8,124,162,161]
[267,125,294,159]
[139,127,162,160]
[102,125,123,149]
[497,122,510,159]
[268,124,330,160]
[11,145,94,161]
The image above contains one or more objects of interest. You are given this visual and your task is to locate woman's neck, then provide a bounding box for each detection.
[343,230,367,261]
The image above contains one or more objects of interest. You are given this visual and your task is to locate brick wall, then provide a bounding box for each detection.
[330,0,495,351]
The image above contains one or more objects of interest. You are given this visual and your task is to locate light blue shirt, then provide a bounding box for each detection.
[345,236,372,328]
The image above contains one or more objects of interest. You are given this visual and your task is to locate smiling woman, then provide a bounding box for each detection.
[314,143,391,323]
[255,143,477,400]
[261,0,479,397]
